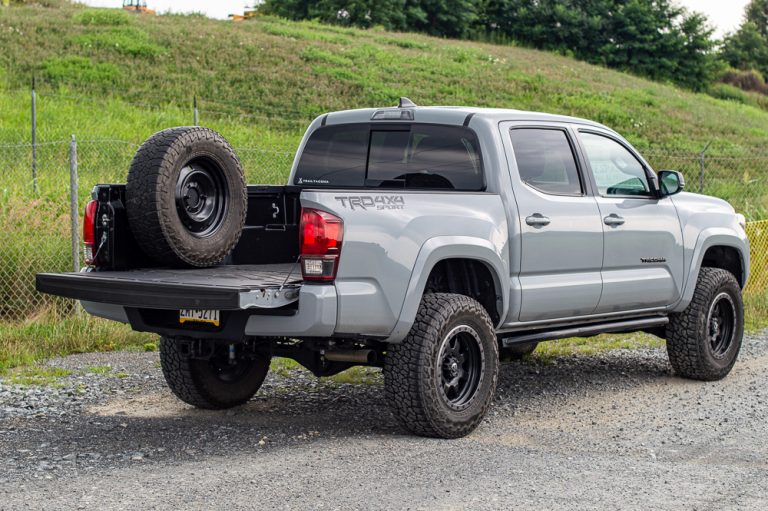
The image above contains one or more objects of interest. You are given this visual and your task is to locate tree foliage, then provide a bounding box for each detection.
[259,0,719,90]
[722,1,768,81]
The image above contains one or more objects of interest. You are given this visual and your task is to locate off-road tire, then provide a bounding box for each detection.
[666,267,744,381]
[384,293,499,438]
[159,337,270,409]
[500,342,538,361]
[126,126,246,267]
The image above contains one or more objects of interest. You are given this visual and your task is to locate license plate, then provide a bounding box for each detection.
[179,309,220,327]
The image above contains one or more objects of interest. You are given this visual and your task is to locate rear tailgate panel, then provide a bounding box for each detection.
[36,263,302,310]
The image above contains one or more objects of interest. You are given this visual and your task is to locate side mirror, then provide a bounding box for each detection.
[658,170,685,196]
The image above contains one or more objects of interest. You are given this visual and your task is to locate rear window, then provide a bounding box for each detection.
[294,124,484,190]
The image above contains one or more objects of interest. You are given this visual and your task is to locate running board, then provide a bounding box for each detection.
[500,316,668,347]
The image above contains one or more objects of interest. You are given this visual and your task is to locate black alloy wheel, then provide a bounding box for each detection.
[438,325,483,410]
[707,292,737,358]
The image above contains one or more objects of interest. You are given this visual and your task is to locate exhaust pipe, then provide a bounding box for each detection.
[324,349,377,364]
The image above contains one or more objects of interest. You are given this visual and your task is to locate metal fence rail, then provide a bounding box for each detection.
[1,139,767,320]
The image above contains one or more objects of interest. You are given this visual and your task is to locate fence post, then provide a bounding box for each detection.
[699,141,711,194]
[31,76,37,194]
[193,95,199,126]
[69,135,79,273]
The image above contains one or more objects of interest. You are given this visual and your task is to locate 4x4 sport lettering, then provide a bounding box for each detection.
[335,195,405,211]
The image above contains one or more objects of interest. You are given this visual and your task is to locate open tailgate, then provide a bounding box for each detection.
[36,263,302,310]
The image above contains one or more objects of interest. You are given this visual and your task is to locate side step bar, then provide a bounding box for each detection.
[500,316,668,347]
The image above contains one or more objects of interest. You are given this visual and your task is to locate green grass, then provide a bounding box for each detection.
[0,311,154,372]
[1,365,71,386]
[3,3,768,150]
[83,364,111,374]
[270,357,381,385]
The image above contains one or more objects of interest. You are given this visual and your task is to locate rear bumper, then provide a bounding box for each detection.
[81,284,337,340]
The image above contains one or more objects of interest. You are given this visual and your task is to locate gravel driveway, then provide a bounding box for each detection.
[1,332,767,510]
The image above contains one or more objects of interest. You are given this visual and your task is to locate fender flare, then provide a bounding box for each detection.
[384,236,509,343]
[672,228,750,312]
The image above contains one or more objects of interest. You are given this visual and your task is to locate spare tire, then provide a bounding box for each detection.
[125,127,246,267]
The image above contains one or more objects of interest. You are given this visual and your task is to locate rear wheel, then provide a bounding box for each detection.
[666,267,744,381]
[384,293,499,438]
[159,337,270,409]
[500,342,538,361]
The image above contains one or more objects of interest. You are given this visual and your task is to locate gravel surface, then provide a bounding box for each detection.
[1,333,767,510]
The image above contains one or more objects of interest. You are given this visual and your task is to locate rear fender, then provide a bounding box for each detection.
[385,236,509,343]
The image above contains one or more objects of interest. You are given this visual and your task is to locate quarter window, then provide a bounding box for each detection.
[579,132,651,197]
[510,128,583,195]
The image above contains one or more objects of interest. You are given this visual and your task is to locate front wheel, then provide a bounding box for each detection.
[666,267,744,381]
[159,337,270,409]
[384,293,499,438]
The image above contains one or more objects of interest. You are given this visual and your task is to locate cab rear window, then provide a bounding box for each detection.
[294,124,484,191]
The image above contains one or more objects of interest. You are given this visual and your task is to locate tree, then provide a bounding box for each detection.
[721,21,768,79]
[745,0,768,37]
[480,0,718,90]
[404,0,479,38]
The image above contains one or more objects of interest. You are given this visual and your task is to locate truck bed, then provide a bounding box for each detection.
[36,263,302,310]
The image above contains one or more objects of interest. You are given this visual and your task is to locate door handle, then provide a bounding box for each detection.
[604,214,625,226]
[525,213,551,227]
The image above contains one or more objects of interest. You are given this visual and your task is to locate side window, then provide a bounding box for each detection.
[510,128,583,195]
[579,132,651,197]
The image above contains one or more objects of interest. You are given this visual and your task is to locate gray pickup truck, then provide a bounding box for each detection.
[37,99,750,438]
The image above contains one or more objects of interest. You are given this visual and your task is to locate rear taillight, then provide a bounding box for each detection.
[300,208,343,282]
[83,200,98,265]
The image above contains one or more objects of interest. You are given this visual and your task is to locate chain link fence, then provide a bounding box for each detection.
[1,140,767,320]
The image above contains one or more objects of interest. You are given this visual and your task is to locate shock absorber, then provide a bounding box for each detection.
[228,344,236,365]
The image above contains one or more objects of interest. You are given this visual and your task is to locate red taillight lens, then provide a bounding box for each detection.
[300,208,343,282]
[83,200,98,265]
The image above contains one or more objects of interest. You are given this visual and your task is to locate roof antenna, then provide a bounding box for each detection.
[398,97,417,108]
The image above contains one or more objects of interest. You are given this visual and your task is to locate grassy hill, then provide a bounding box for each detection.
[2,3,768,152]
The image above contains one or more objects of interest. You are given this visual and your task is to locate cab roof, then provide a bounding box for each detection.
[321,100,611,132]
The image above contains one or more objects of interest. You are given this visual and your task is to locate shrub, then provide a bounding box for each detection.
[73,27,164,58]
[42,56,121,87]
[73,8,133,27]
[719,68,768,95]
[708,83,750,104]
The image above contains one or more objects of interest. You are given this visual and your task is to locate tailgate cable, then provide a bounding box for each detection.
[89,215,109,266]
[278,256,301,292]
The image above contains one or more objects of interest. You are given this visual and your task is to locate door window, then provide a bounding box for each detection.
[580,132,652,197]
[509,128,583,195]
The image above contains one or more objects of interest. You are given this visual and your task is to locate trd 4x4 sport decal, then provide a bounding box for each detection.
[335,195,405,211]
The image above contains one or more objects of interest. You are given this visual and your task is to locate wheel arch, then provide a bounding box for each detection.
[385,236,509,343]
[673,229,750,312]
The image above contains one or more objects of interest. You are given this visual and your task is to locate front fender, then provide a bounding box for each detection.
[384,236,509,343]
[672,227,750,312]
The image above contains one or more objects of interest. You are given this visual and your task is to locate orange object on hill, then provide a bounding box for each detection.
[122,0,156,15]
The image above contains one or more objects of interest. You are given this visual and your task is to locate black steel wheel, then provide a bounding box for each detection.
[174,159,227,237]
[126,127,246,267]
[384,293,499,438]
[667,267,744,381]
[159,337,270,409]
